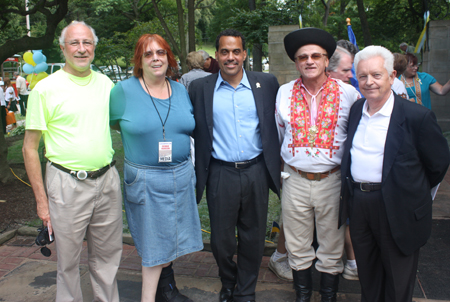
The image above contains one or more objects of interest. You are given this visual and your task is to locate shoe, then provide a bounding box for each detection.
[292,267,312,302]
[268,255,293,281]
[319,272,339,302]
[342,263,359,281]
[156,263,193,302]
[219,287,234,302]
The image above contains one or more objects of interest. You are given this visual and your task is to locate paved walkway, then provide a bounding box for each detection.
[1,170,450,301]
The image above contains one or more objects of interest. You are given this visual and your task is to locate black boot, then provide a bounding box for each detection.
[155,263,193,302]
[319,272,339,302]
[292,267,312,302]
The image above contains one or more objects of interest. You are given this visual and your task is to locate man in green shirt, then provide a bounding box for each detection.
[23,21,123,302]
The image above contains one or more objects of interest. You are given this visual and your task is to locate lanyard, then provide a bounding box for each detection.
[142,77,172,140]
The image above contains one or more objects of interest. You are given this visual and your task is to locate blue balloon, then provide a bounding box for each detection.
[33,52,44,64]
[34,62,48,74]
[32,50,43,53]
[23,63,35,74]
[42,55,47,63]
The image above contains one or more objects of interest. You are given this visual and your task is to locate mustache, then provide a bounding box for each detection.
[224,61,238,66]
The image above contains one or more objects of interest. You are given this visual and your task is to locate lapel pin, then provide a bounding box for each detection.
[256,82,261,88]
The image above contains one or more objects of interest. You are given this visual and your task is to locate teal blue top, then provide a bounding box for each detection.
[110,77,194,166]
[402,72,436,110]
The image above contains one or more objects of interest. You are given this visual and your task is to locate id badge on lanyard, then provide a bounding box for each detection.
[158,141,172,163]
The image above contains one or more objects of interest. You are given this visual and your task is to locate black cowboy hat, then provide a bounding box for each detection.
[284,28,336,62]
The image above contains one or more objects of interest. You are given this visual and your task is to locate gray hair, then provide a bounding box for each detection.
[197,50,210,61]
[399,42,408,48]
[327,46,352,72]
[186,51,205,70]
[354,45,394,76]
[59,21,99,46]
[13,72,19,77]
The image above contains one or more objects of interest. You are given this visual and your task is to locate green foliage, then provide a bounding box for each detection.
[9,125,25,137]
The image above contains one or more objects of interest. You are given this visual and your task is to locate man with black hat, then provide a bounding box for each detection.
[275,27,360,301]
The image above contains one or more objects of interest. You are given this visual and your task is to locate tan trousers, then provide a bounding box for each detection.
[46,163,123,302]
[282,165,345,274]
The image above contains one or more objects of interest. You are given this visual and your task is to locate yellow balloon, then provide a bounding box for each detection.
[26,74,33,83]
[36,72,48,81]
[23,52,36,66]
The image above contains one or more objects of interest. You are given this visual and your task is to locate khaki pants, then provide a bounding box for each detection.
[282,165,345,274]
[46,163,123,302]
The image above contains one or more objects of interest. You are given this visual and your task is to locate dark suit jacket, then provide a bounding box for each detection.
[340,94,450,256]
[189,71,281,203]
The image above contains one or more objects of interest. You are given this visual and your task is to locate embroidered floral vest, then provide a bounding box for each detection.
[288,77,341,158]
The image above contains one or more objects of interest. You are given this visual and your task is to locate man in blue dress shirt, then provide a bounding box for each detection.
[189,29,280,302]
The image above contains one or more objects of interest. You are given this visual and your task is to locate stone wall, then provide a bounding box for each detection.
[422,20,450,131]
[268,25,299,85]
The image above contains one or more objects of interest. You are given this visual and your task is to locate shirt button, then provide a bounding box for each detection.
[241,151,244,153]
[237,120,240,122]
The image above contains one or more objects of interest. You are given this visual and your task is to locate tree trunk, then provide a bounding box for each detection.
[355,0,372,46]
[0,118,12,183]
[248,0,263,72]
[188,0,196,52]
[321,0,332,27]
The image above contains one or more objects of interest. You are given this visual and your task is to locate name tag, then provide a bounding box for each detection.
[159,141,172,163]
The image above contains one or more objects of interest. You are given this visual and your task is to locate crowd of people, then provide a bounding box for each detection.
[20,20,450,302]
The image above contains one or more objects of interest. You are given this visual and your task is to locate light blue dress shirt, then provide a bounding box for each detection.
[212,70,262,162]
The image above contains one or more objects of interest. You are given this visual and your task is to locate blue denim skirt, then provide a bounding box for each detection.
[123,159,203,267]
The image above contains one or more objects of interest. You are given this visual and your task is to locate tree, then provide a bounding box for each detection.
[0,0,68,64]
[0,0,68,184]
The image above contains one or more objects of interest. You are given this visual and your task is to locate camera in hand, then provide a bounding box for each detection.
[35,226,55,257]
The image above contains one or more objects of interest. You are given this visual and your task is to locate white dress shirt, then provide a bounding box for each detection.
[350,92,394,182]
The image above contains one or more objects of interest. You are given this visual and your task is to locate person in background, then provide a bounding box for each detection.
[400,53,450,109]
[327,46,354,84]
[399,42,421,64]
[14,71,28,116]
[198,49,220,74]
[392,53,408,99]
[180,51,211,92]
[336,40,359,93]
[4,78,18,113]
[23,21,123,302]
[110,33,202,302]
[0,81,6,134]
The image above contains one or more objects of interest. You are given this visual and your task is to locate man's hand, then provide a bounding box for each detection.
[23,130,52,235]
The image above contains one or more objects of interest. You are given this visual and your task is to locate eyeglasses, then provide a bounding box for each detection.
[65,40,95,48]
[295,53,328,63]
[143,49,167,58]
[407,64,418,69]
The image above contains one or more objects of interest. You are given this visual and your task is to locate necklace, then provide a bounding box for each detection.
[65,69,93,86]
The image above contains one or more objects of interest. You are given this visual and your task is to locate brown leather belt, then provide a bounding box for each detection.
[288,165,340,181]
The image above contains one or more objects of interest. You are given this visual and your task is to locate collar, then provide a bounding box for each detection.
[215,69,250,91]
[362,91,394,117]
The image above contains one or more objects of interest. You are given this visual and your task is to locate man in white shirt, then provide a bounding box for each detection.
[276,28,360,301]
[340,46,449,301]
[14,72,28,116]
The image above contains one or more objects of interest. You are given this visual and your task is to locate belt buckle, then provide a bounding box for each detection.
[235,162,245,169]
[360,182,369,192]
[314,173,322,181]
[76,170,88,180]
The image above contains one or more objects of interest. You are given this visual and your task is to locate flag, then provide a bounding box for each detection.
[271,221,280,233]
[347,20,361,94]
[415,11,430,53]
[299,14,303,29]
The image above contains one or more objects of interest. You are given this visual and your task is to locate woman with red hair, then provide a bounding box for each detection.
[400,53,450,109]
[110,34,202,302]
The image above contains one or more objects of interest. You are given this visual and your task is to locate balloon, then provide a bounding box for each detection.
[32,49,43,53]
[26,74,34,83]
[35,72,48,81]
[23,52,36,66]
[23,63,35,74]
[42,55,47,62]
[34,62,48,73]
[29,80,38,90]
[33,52,44,64]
